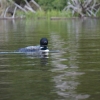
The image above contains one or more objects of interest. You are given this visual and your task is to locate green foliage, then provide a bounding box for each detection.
[52,0,66,10]
[35,10,45,17]
[37,0,53,11]
[25,12,34,18]
[97,10,100,17]
[61,10,72,18]
[46,10,60,17]
[24,10,72,19]
[36,0,66,11]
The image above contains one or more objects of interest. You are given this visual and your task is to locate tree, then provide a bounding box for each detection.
[37,0,66,11]
[52,0,66,10]
[37,0,53,11]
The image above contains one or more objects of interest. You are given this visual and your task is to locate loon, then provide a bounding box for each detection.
[18,38,49,55]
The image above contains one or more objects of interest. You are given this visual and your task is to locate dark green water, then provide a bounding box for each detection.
[0,18,100,100]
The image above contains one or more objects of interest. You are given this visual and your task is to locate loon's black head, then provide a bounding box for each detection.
[40,38,48,50]
[40,38,48,46]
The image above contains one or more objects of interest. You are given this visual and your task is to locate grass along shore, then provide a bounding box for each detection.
[17,10,73,19]
[22,10,100,19]
[0,10,100,20]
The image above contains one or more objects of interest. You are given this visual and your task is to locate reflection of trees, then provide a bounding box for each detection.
[76,19,100,99]
[0,20,9,45]
[0,20,26,50]
[0,53,57,100]
[49,19,99,99]
[0,19,37,50]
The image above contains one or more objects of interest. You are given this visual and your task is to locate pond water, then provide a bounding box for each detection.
[0,18,100,100]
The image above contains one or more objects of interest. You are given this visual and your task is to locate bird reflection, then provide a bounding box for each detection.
[23,52,49,66]
[40,56,48,66]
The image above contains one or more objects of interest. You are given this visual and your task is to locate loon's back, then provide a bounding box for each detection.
[18,46,40,52]
[18,45,49,55]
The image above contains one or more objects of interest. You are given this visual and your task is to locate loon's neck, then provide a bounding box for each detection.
[40,46,48,50]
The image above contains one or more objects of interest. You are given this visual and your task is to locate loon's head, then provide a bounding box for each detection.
[40,38,48,50]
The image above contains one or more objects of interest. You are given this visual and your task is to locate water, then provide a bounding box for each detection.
[0,18,100,100]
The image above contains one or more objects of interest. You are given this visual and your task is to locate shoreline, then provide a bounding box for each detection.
[50,17,100,20]
[0,16,100,20]
[0,16,26,20]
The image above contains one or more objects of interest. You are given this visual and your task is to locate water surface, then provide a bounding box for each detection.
[0,18,100,100]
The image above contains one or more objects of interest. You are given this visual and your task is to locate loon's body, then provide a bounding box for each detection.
[18,38,49,55]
